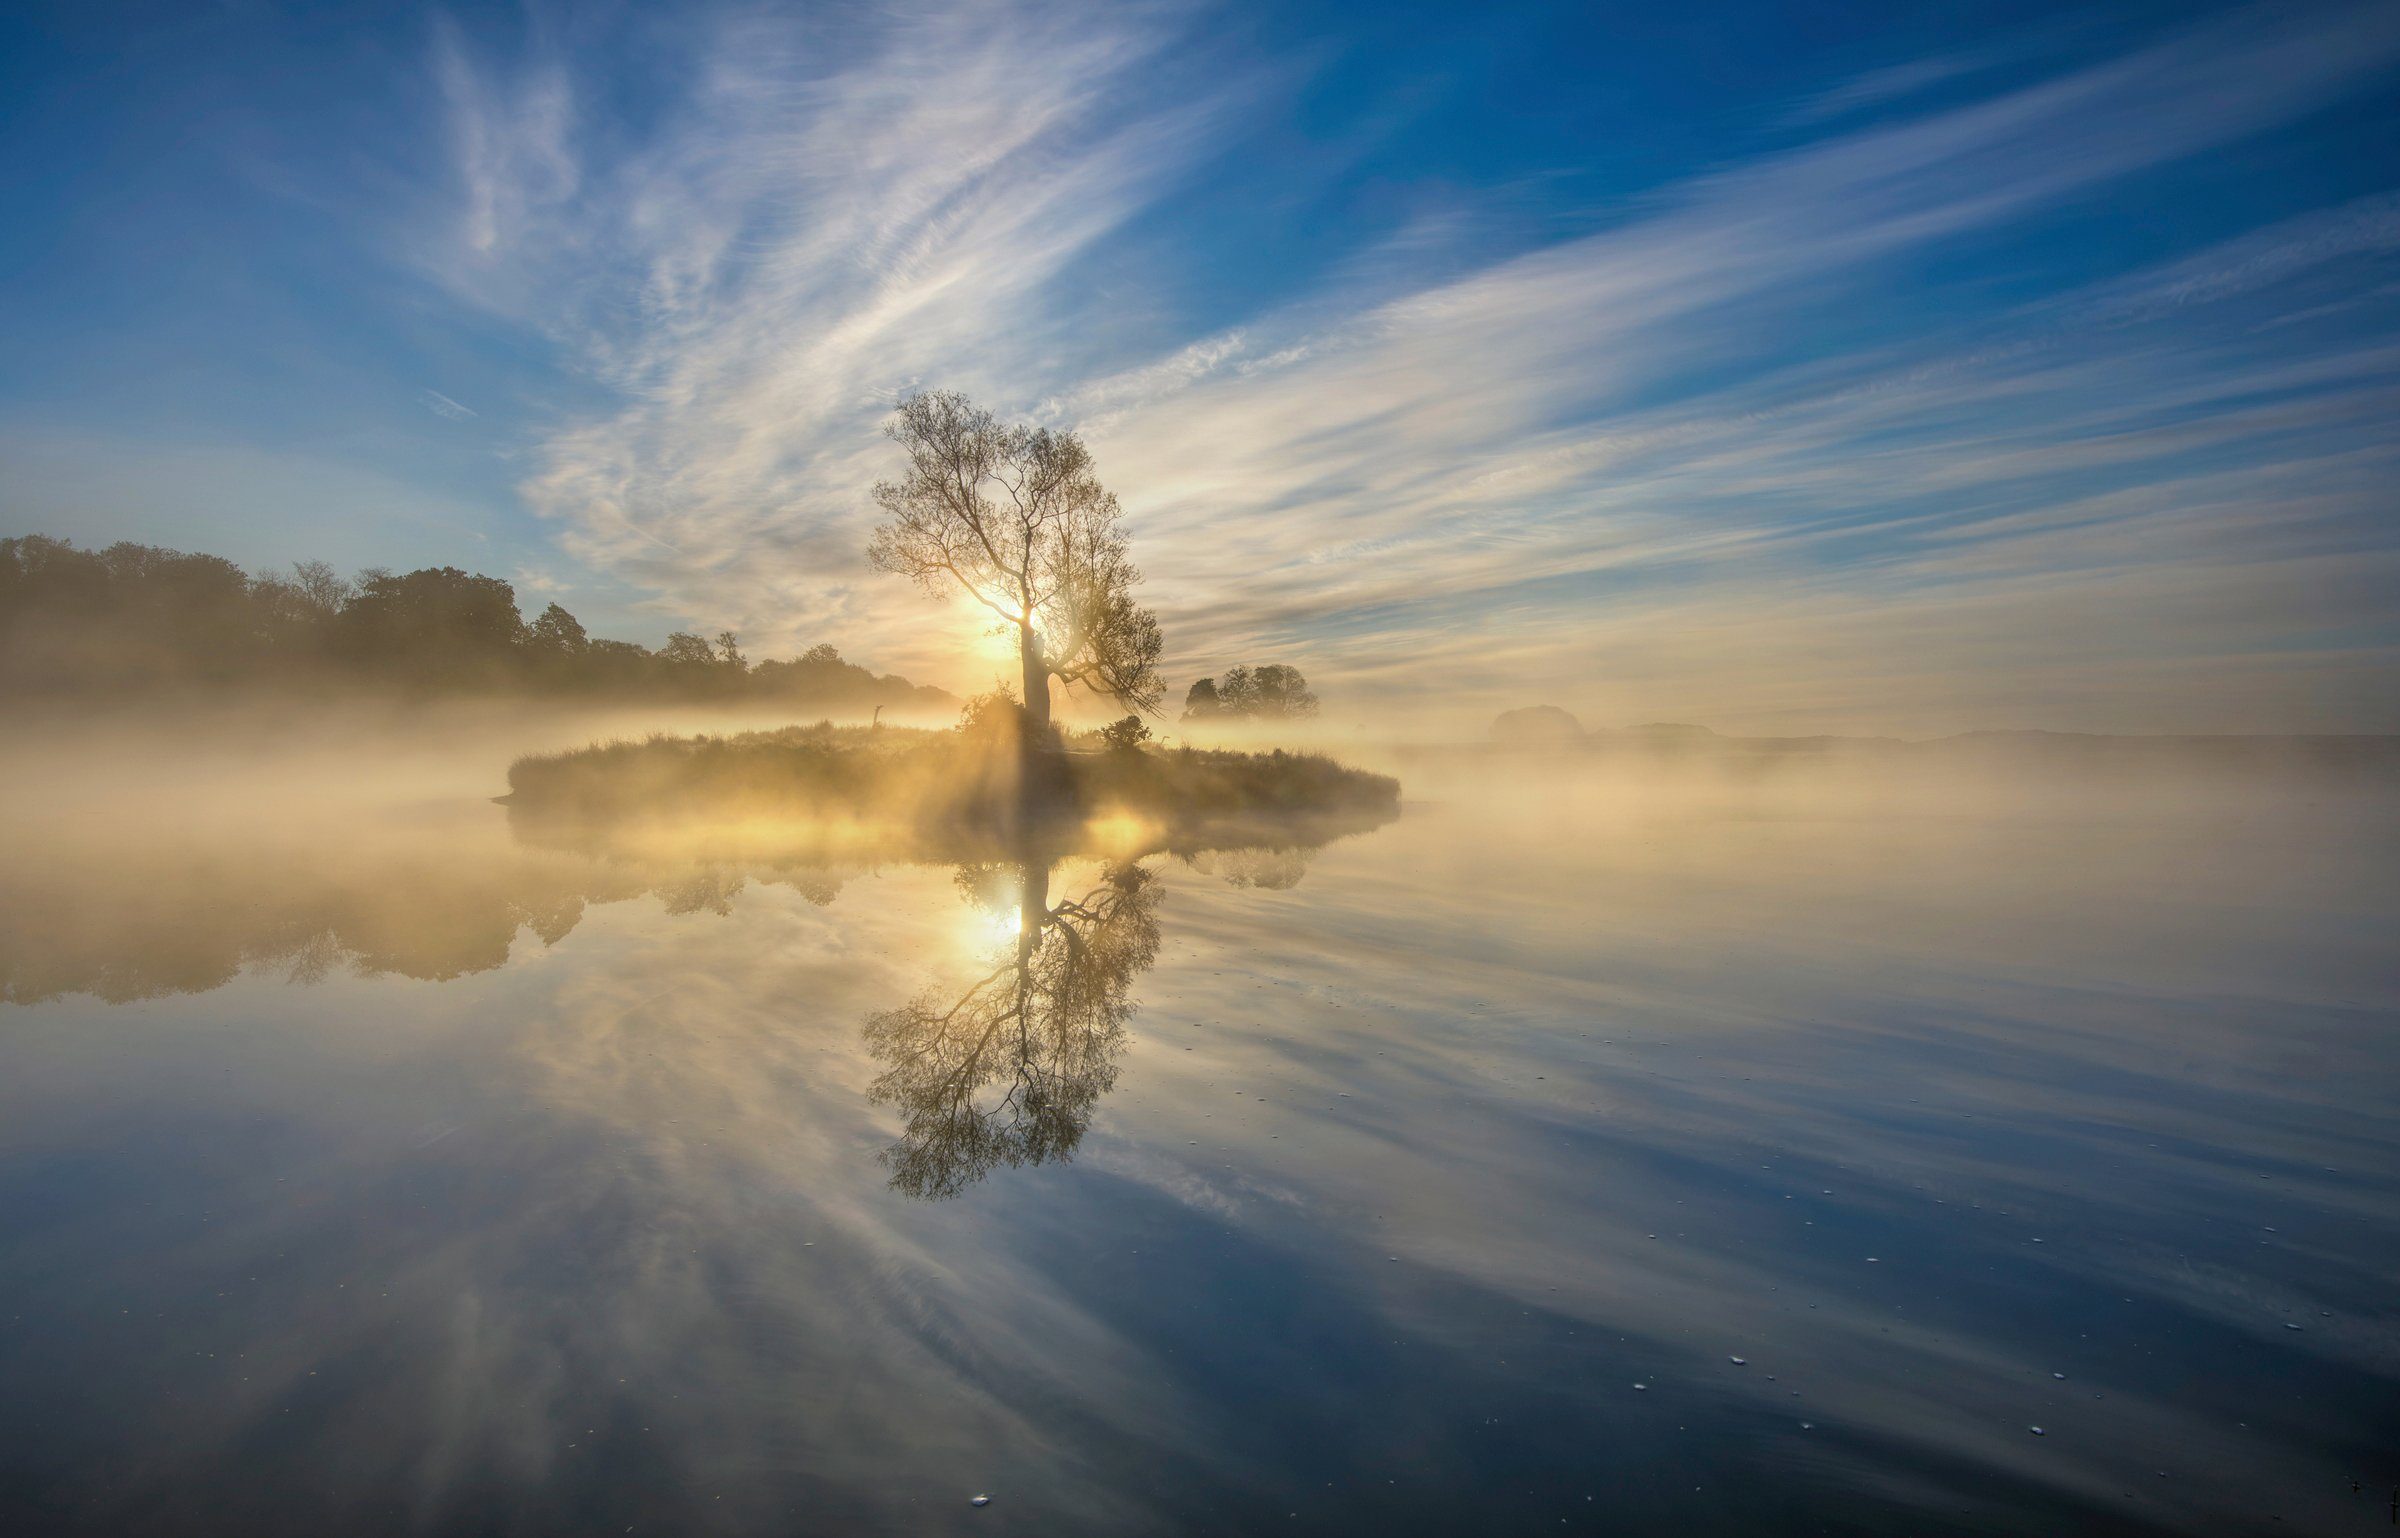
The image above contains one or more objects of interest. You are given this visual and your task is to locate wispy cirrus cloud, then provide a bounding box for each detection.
[419,388,478,421]
[433,0,2400,732]
[425,0,1259,677]
[2075,190,2400,323]
[1775,43,2039,129]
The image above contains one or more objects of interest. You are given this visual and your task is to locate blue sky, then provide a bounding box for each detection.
[3,0,2396,731]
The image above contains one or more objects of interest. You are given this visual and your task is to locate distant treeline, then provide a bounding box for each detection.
[0,534,954,709]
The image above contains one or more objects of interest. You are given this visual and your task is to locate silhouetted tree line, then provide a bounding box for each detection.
[0,534,954,708]
[1182,663,1318,721]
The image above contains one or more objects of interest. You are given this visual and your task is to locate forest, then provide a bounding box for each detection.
[0,534,953,710]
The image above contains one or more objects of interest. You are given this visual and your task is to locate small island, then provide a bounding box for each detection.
[502,705,1399,860]
[504,391,1399,854]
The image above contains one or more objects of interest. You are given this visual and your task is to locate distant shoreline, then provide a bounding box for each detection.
[1417,726,2400,780]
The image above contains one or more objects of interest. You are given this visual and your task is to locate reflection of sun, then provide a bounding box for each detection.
[1082,811,1157,857]
[956,891,1025,960]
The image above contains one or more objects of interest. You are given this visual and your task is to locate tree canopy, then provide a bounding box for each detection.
[1181,664,1319,721]
[868,391,1162,730]
[0,533,951,710]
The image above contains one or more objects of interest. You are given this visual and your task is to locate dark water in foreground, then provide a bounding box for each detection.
[2,754,2396,1536]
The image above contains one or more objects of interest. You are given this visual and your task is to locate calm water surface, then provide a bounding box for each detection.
[2,748,2396,1535]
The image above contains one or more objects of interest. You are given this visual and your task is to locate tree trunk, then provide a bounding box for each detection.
[1019,624,1050,735]
[1018,860,1048,964]
[1015,623,1065,820]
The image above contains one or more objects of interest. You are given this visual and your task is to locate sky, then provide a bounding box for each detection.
[2,0,2397,734]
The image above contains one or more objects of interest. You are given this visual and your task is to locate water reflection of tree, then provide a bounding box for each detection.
[1181,844,1313,890]
[865,858,1161,1200]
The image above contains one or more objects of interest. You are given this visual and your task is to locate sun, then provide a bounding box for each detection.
[965,604,1024,669]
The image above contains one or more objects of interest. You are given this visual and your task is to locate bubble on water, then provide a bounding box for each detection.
[2029,1426,2045,1436]
[970,1494,991,1507]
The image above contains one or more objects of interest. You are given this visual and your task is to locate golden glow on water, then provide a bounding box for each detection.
[1079,809,1160,856]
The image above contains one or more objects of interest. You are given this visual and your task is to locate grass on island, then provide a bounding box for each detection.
[501,701,1400,859]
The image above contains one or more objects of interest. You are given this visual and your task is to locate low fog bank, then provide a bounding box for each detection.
[1161,713,2399,816]
[5,702,2393,1011]
[0,696,965,825]
[1378,737,2400,835]
[4,697,2392,838]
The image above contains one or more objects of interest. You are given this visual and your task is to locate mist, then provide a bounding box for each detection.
[5,702,2393,1534]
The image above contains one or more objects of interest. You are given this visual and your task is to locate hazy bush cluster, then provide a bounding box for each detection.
[0,534,953,708]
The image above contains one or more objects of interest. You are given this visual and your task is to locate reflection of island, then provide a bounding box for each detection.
[866,856,1160,1199]
[0,836,601,1005]
[0,833,846,1006]
[2,801,1394,1009]
[4,802,1394,1197]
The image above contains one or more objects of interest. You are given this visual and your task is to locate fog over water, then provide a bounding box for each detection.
[1,710,2395,1535]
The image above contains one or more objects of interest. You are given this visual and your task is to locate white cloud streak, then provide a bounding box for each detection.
[419,388,478,421]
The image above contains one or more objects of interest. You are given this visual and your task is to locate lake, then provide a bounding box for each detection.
[2,729,2395,1535]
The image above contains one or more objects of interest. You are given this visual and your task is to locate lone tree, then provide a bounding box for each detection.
[869,391,1163,739]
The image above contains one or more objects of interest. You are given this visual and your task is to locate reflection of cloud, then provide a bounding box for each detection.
[1088,766,2397,1530]
[6,761,2389,1530]
[427,1,2400,732]
[4,850,1209,1532]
